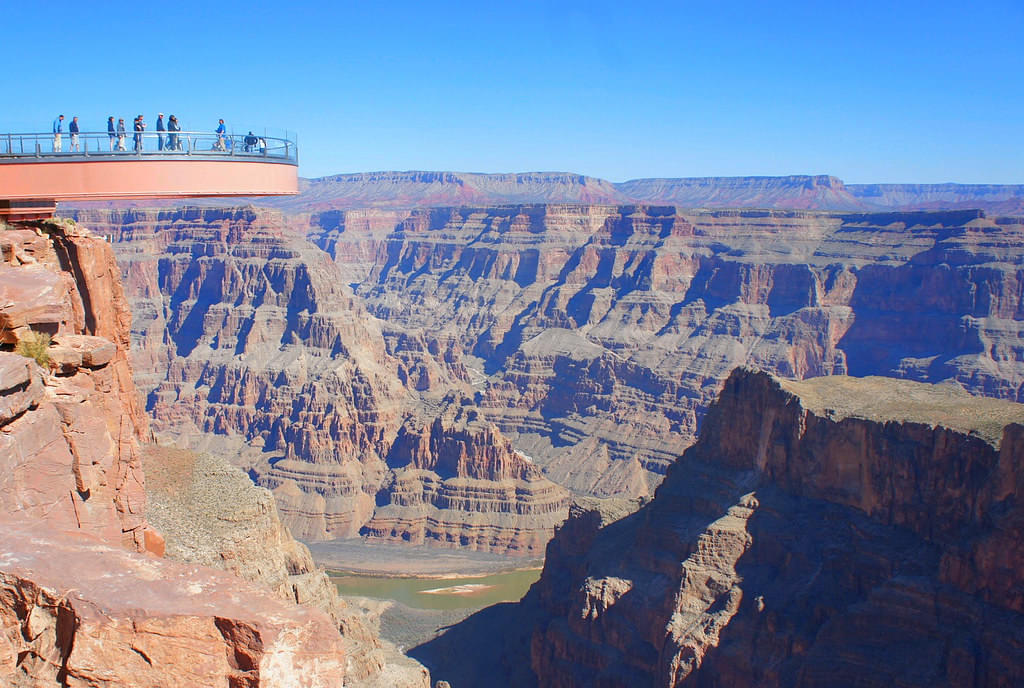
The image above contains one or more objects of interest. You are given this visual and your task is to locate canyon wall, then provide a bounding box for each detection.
[74,207,570,553]
[316,205,1024,497]
[73,205,1024,525]
[420,363,1022,685]
[72,173,1024,214]
[497,369,1024,686]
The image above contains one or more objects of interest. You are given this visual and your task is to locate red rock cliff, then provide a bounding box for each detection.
[0,220,151,551]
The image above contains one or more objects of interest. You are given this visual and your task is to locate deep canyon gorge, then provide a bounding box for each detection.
[1,172,1022,686]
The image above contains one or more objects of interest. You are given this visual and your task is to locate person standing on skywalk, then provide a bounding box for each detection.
[52,114,64,152]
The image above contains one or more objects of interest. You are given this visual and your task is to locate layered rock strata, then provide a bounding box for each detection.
[74,207,571,552]
[522,369,1024,686]
[74,205,1024,550]
[117,171,1019,214]
[315,205,1024,499]
[364,401,570,554]
[79,207,413,541]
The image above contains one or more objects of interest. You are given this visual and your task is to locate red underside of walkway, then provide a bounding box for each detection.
[0,158,297,203]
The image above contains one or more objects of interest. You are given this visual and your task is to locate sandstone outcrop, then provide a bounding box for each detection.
[0,517,348,687]
[519,369,1024,686]
[143,444,431,687]
[0,220,152,552]
[1,218,396,687]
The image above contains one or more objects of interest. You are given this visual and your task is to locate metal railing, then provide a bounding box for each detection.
[0,130,297,164]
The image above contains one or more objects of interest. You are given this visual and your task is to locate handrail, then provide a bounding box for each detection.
[0,130,297,164]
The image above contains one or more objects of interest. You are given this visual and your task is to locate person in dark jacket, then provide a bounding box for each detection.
[156,113,165,151]
[133,115,145,152]
[243,131,258,152]
[69,116,80,152]
[167,115,181,151]
[107,116,116,151]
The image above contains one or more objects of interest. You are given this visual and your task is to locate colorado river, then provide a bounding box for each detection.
[329,568,542,611]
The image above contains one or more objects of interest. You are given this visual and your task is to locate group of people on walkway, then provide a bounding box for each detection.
[50,114,244,154]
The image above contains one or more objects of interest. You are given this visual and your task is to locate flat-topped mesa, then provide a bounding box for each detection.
[278,171,627,211]
[0,219,155,552]
[522,368,1024,687]
[692,370,1024,571]
[259,171,1024,214]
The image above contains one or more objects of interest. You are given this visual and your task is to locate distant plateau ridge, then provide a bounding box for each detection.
[68,171,1024,215]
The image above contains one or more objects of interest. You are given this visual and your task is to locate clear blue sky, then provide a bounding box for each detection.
[7,1,1023,183]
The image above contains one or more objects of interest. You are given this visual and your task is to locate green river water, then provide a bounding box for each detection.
[330,568,542,611]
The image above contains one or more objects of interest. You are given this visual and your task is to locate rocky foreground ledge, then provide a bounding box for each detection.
[0,517,346,686]
[417,368,1024,687]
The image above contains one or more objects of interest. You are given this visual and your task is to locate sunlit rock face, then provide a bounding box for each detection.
[316,206,1024,497]
[0,221,151,551]
[76,205,1024,525]
[0,220,400,688]
[76,207,571,553]
[0,516,350,688]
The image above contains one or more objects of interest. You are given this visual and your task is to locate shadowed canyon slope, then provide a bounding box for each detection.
[76,205,1024,515]
[415,369,1024,687]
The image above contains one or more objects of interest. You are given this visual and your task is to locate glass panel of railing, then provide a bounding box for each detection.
[0,131,296,161]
